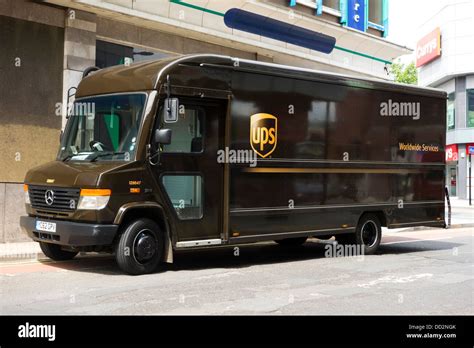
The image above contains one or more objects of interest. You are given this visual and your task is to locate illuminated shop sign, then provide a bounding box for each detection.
[467,143,474,155]
[446,144,458,162]
[416,28,441,67]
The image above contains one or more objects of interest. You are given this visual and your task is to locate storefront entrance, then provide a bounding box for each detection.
[447,165,457,196]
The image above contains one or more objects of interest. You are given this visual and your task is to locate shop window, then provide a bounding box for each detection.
[369,0,383,25]
[447,93,455,130]
[96,40,172,69]
[467,89,474,128]
[96,40,133,69]
[324,0,340,11]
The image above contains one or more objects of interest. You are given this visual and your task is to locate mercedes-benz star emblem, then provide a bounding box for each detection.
[44,190,54,206]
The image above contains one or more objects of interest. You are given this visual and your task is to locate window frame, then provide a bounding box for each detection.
[447,92,456,130]
[467,89,474,128]
[368,0,383,26]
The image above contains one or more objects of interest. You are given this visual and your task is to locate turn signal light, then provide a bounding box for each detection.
[80,189,112,196]
[23,184,30,204]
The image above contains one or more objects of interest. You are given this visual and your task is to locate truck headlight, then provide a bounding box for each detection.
[78,189,111,210]
[24,184,30,204]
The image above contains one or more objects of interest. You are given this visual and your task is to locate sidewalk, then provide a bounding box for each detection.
[445,197,474,228]
[0,241,43,262]
[448,196,474,209]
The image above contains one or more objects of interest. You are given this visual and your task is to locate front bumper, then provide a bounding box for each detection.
[20,216,118,247]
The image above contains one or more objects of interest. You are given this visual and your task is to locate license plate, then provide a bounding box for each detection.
[36,221,56,233]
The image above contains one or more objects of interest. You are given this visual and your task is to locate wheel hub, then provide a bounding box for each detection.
[134,230,157,264]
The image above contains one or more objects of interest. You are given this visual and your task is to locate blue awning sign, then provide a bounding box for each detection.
[347,0,366,32]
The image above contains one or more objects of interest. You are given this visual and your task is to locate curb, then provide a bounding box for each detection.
[447,223,474,229]
[385,223,474,233]
[0,251,46,263]
[0,242,44,263]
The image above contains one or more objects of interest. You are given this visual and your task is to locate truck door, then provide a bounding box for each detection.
[156,98,226,243]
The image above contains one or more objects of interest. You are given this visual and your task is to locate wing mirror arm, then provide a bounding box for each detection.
[147,93,178,166]
[147,129,172,166]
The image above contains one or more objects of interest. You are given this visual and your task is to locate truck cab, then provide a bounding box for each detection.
[21,55,230,275]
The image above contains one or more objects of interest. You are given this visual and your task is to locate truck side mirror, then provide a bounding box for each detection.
[164,98,179,123]
[154,129,172,145]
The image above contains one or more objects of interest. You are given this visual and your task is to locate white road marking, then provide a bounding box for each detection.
[196,271,242,280]
[358,274,433,288]
[310,293,330,298]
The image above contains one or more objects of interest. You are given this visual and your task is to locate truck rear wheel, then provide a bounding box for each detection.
[275,237,307,247]
[336,214,381,255]
[39,242,78,261]
[115,218,164,275]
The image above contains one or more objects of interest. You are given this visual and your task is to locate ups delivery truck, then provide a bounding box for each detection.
[20,54,447,275]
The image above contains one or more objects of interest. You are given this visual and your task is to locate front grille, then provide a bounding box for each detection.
[29,186,80,212]
[36,210,70,219]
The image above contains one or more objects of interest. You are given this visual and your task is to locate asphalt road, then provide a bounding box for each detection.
[0,227,472,315]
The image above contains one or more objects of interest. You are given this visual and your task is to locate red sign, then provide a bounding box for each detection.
[467,143,474,155]
[446,144,458,162]
[416,28,441,67]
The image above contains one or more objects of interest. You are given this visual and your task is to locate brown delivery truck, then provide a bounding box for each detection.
[20,54,447,275]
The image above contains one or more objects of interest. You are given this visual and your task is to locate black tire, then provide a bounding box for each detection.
[336,213,382,255]
[275,237,307,247]
[115,218,164,275]
[39,242,78,261]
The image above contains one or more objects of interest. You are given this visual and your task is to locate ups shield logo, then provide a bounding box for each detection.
[250,113,277,158]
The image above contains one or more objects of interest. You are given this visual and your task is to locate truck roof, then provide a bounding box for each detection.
[76,54,447,99]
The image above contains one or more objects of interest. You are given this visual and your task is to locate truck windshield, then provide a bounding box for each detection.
[58,93,146,162]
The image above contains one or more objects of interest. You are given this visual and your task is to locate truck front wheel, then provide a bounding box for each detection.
[115,218,164,275]
[39,242,78,261]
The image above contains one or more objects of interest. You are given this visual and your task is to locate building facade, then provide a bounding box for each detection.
[0,0,409,242]
[417,0,474,200]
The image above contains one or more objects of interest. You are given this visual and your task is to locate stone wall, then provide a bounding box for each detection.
[0,183,28,243]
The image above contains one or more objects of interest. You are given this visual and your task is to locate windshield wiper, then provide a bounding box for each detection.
[62,152,91,162]
[89,151,127,162]
[62,155,74,162]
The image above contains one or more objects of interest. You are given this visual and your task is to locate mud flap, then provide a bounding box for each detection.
[163,230,173,263]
